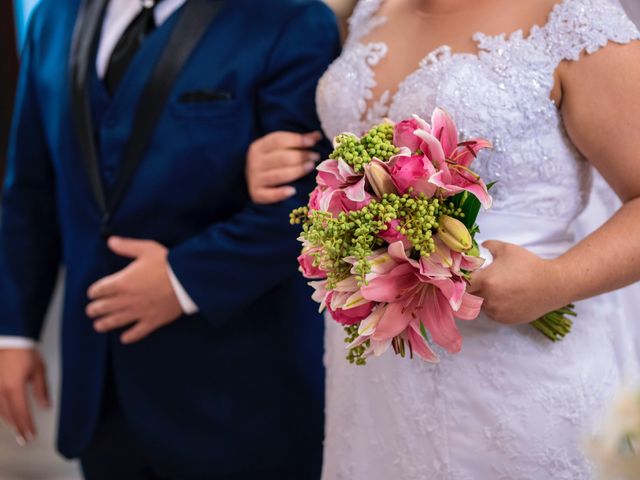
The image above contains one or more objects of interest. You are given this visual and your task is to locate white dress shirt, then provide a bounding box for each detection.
[0,0,198,349]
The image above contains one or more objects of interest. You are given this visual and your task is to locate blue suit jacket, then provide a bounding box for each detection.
[0,0,340,477]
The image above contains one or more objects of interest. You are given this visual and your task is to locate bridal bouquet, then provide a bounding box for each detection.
[291,108,575,364]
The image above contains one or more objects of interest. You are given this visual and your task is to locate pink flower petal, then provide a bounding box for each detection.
[369,338,392,357]
[419,255,452,278]
[308,280,329,311]
[387,241,421,269]
[297,250,326,279]
[366,250,400,275]
[316,159,343,188]
[408,321,439,362]
[420,286,462,353]
[414,130,446,167]
[380,220,412,249]
[456,292,483,321]
[327,293,374,326]
[431,108,459,158]
[361,263,416,303]
[394,118,423,152]
[461,181,493,209]
[452,139,492,168]
[371,301,413,342]
[344,176,368,202]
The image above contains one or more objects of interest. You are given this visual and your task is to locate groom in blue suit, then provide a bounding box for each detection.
[0,0,339,478]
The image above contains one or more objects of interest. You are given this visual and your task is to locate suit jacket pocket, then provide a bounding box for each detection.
[172,89,238,118]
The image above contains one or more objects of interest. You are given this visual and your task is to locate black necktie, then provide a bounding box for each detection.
[104,0,161,94]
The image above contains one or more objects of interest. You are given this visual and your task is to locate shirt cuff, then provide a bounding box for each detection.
[0,337,37,349]
[167,264,199,315]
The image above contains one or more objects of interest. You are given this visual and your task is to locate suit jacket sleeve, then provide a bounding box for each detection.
[167,2,340,326]
[0,8,62,339]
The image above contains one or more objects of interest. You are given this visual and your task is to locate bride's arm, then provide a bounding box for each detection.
[555,42,640,299]
[472,41,640,325]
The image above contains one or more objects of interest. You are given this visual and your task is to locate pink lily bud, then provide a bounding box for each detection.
[437,216,472,253]
[365,161,396,198]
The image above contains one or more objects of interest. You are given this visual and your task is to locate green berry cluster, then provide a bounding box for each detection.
[344,325,369,365]
[329,123,400,173]
[290,192,465,290]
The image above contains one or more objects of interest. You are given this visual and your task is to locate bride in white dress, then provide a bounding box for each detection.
[247,0,640,478]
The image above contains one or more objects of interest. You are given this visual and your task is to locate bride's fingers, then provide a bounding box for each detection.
[467,272,484,294]
[251,186,297,205]
[254,131,321,154]
[258,163,316,188]
[261,149,320,171]
[482,240,511,258]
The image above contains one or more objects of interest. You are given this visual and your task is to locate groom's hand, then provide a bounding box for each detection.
[87,237,183,344]
[0,349,50,445]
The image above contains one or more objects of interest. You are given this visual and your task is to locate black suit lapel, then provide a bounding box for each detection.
[69,0,109,215]
[107,0,224,218]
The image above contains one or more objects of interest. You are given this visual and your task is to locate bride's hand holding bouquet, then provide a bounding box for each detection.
[290,108,576,363]
[469,240,573,327]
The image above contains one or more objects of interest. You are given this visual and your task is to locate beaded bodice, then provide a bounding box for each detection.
[316,0,640,221]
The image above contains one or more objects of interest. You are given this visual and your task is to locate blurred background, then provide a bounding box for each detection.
[0,0,638,479]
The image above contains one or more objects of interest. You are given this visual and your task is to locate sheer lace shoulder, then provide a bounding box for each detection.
[345,0,385,47]
[543,0,640,62]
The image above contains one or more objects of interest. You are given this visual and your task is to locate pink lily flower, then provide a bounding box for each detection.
[360,241,483,355]
[308,279,329,312]
[315,158,372,215]
[405,108,492,208]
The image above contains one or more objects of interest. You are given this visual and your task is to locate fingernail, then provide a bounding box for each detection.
[284,186,297,197]
[305,162,316,172]
[310,152,321,162]
[16,435,26,447]
[302,134,319,147]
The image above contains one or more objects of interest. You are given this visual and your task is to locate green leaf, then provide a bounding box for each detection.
[460,194,481,229]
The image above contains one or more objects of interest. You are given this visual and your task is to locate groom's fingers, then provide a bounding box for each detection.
[120,320,158,345]
[86,296,131,318]
[88,271,127,300]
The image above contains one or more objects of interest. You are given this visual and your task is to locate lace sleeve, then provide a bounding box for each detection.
[545,0,640,62]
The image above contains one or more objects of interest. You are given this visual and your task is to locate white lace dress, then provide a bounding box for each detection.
[316,0,640,478]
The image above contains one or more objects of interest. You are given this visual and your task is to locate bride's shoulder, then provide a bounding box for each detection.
[542,0,640,61]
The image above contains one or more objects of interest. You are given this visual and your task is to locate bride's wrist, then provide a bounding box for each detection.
[544,257,575,308]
